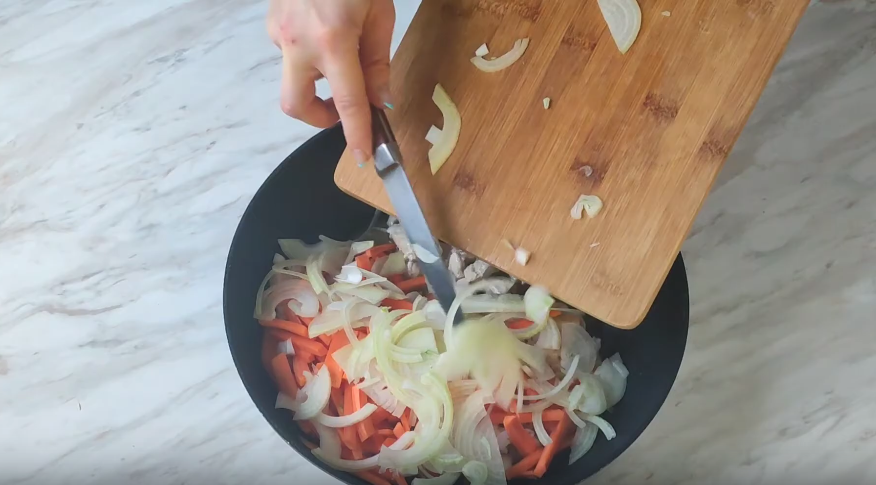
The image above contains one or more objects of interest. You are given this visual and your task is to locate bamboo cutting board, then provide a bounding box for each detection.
[334,0,808,329]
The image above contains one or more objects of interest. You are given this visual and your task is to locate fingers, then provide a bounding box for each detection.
[320,41,373,163]
[279,45,339,128]
[360,0,395,108]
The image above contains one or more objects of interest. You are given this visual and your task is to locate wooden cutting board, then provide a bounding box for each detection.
[335,0,808,329]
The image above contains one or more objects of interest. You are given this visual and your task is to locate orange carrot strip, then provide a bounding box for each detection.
[392,422,405,439]
[285,334,328,356]
[376,428,395,438]
[270,354,299,398]
[300,316,314,326]
[355,254,374,271]
[267,328,298,342]
[364,243,397,259]
[380,298,414,311]
[534,415,575,477]
[291,354,309,387]
[387,274,405,285]
[506,450,544,480]
[353,387,376,441]
[318,333,332,346]
[400,408,411,431]
[343,386,364,459]
[382,437,397,448]
[395,276,427,294]
[354,471,392,485]
[295,349,315,363]
[392,473,408,485]
[490,408,508,425]
[504,415,542,455]
[372,407,397,425]
[549,310,562,318]
[515,409,566,424]
[260,318,309,337]
[326,333,351,389]
[506,318,534,330]
[330,387,345,414]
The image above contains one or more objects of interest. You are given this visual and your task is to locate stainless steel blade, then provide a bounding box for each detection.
[371,109,461,323]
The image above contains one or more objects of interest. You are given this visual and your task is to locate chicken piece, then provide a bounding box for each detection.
[448,247,472,280]
[463,259,496,282]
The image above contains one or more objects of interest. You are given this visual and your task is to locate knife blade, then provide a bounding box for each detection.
[370,107,462,324]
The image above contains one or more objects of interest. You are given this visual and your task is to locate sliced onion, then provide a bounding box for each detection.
[346,240,374,264]
[474,43,489,57]
[571,194,604,219]
[278,339,296,355]
[522,354,579,401]
[524,285,554,326]
[427,84,461,175]
[275,391,300,412]
[585,414,617,440]
[313,431,416,471]
[373,251,406,276]
[332,282,393,304]
[292,365,331,420]
[259,279,320,320]
[594,353,628,407]
[470,38,529,73]
[314,422,342,459]
[514,247,531,266]
[535,318,561,350]
[569,423,598,464]
[560,322,599,374]
[597,0,642,54]
[308,300,379,338]
[461,294,524,314]
[533,409,553,446]
[542,97,551,110]
[337,264,364,284]
[462,460,488,485]
[574,374,608,415]
[565,407,588,428]
[315,403,378,427]
[425,125,443,145]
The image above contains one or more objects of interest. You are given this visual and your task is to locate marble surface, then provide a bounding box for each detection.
[1,0,875,484]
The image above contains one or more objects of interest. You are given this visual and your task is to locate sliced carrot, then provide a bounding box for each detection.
[545,421,558,434]
[383,437,397,448]
[291,354,309,387]
[270,354,299,398]
[342,386,364,459]
[353,387,376,441]
[380,298,414,311]
[515,409,566,424]
[317,333,332,346]
[387,274,405,285]
[504,415,542,455]
[534,414,575,477]
[354,471,392,485]
[506,450,544,480]
[296,348,315,363]
[549,310,562,318]
[376,428,395,438]
[393,422,405,439]
[400,408,411,431]
[260,318,309,337]
[330,387,345,414]
[506,318,534,330]
[326,333,351,388]
[364,243,397,259]
[267,328,298,342]
[372,407,397,425]
[300,316,314,326]
[396,276,427,293]
[285,334,328,357]
[392,473,408,485]
[489,408,508,425]
[355,254,374,271]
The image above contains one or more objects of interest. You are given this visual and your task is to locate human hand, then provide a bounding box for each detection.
[267,0,395,165]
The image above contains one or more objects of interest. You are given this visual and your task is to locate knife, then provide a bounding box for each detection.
[370,107,462,324]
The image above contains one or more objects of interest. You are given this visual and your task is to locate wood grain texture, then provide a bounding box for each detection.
[334,0,809,328]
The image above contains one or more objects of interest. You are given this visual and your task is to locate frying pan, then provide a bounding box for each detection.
[223,126,690,484]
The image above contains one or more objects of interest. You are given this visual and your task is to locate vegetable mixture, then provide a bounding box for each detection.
[256,226,628,485]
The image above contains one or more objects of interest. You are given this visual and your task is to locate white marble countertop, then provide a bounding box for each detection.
[2,1,875,484]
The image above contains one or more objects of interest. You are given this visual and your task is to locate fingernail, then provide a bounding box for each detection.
[378,86,394,110]
[353,149,370,168]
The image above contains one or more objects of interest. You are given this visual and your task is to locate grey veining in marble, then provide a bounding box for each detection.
[1,0,874,484]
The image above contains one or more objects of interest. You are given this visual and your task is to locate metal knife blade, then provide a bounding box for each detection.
[370,107,461,323]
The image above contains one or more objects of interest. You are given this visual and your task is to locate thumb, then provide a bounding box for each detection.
[359,0,395,109]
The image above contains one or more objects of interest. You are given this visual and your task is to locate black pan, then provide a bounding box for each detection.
[223,126,690,485]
